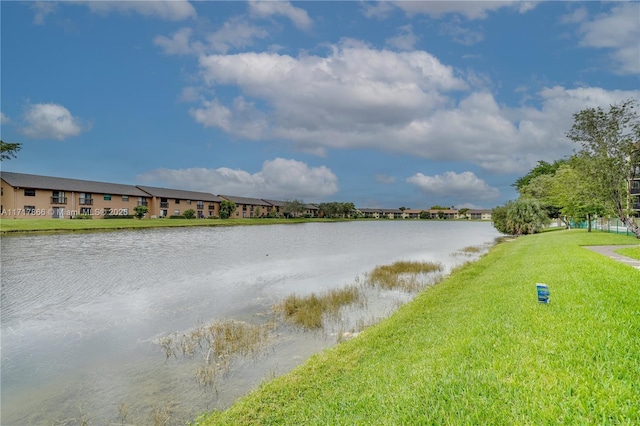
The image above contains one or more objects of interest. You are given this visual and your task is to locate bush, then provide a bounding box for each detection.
[207,215,220,219]
[104,214,134,219]
[183,209,196,219]
[71,214,93,220]
[169,215,186,219]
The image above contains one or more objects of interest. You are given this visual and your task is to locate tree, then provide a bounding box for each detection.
[419,210,429,219]
[430,205,449,210]
[458,208,470,219]
[566,99,640,238]
[133,205,149,219]
[219,200,236,219]
[491,199,549,235]
[183,209,196,219]
[1,140,21,161]
[513,159,567,192]
[283,199,305,218]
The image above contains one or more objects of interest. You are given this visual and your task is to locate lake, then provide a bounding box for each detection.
[1,221,501,424]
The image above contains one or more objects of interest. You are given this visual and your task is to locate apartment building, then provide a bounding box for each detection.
[1,172,150,219]
[219,195,273,218]
[136,185,222,218]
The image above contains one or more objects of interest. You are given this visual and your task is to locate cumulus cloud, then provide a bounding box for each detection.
[154,27,198,55]
[248,0,313,31]
[407,171,500,201]
[137,158,338,200]
[188,40,638,176]
[385,24,418,51]
[20,103,88,140]
[83,0,196,21]
[206,17,269,54]
[394,1,536,20]
[574,3,640,75]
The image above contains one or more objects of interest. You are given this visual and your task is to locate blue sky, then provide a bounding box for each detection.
[2,1,639,209]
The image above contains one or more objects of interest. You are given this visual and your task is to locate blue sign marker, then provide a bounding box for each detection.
[536,283,550,304]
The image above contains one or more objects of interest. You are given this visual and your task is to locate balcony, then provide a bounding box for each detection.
[160,202,169,208]
[138,201,149,207]
[79,198,93,205]
[51,196,67,204]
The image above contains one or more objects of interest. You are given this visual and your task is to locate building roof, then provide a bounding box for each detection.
[219,195,273,206]
[1,171,150,197]
[136,185,222,202]
[262,199,286,207]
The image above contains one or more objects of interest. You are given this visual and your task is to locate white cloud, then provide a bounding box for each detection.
[394,1,536,20]
[207,17,269,54]
[137,158,338,200]
[361,1,395,20]
[1,112,10,124]
[154,27,197,55]
[575,3,640,75]
[248,1,313,31]
[20,103,88,140]
[84,0,196,21]
[386,24,419,51]
[439,17,484,46]
[31,1,57,25]
[190,40,639,176]
[407,171,500,201]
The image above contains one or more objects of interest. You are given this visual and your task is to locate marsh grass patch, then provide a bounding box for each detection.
[365,261,443,292]
[155,319,275,389]
[274,285,363,329]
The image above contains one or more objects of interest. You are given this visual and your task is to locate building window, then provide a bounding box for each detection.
[51,191,67,204]
[79,193,93,205]
[632,180,640,189]
[175,199,180,204]
[197,210,204,218]
[80,207,92,215]
[122,195,129,202]
[24,205,36,214]
[138,197,148,206]
[104,194,112,201]
[174,210,180,215]
[186,200,191,205]
[160,209,167,217]
[24,188,36,196]
[197,201,204,209]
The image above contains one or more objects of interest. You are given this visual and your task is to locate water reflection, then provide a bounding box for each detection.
[1,221,500,424]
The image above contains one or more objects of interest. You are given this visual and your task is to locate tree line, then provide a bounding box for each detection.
[492,98,640,238]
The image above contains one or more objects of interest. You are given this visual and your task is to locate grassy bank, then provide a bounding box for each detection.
[197,230,640,425]
[0,217,343,234]
[616,246,640,260]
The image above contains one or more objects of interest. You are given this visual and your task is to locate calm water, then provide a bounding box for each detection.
[1,221,500,424]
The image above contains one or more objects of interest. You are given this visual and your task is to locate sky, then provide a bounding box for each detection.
[1,1,639,209]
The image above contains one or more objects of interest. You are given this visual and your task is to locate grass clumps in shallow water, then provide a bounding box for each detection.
[156,319,274,388]
[366,260,443,291]
[275,285,362,329]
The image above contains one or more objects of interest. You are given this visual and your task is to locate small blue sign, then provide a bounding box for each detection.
[536,283,550,304]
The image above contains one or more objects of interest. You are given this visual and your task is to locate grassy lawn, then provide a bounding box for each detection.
[0,217,341,234]
[616,246,640,260]
[196,230,640,425]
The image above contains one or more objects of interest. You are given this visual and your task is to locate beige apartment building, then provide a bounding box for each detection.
[136,185,222,218]
[1,172,150,219]
[219,195,273,218]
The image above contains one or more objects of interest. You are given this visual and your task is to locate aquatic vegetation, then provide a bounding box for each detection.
[275,285,363,329]
[365,260,443,292]
[155,319,275,389]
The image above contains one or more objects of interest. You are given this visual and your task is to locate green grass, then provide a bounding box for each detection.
[196,230,640,425]
[615,246,640,260]
[0,217,343,234]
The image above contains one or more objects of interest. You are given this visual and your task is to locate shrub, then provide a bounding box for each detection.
[169,215,186,219]
[71,214,93,220]
[104,214,134,219]
[183,209,196,219]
